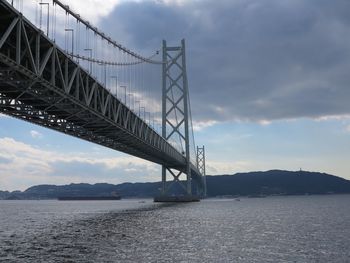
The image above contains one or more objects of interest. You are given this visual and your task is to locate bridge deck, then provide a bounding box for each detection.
[0,0,202,178]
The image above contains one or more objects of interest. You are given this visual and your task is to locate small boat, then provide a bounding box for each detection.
[57,196,121,201]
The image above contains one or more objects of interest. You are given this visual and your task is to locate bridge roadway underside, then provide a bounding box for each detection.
[0,0,202,180]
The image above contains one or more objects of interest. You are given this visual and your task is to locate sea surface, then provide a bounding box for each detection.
[0,195,350,262]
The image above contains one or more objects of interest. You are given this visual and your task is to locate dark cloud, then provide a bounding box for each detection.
[0,156,11,164]
[101,0,350,122]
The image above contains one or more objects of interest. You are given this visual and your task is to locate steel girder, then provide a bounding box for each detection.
[0,0,189,170]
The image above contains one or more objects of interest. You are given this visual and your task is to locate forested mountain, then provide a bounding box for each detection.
[1,170,350,199]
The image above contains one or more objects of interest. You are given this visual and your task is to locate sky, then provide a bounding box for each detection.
[1,0,350,190]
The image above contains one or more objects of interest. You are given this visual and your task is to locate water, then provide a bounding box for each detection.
[1,195,350,262]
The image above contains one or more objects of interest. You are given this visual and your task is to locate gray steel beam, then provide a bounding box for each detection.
[0,1,189,171]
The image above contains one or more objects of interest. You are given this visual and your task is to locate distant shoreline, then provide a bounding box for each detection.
[1,192,350,201]
[1,170,350,200]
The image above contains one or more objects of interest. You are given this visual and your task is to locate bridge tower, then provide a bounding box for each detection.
[197,146,207,197]
[158,39,196,200]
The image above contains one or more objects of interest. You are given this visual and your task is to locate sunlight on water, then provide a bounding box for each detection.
[1,196,350,262]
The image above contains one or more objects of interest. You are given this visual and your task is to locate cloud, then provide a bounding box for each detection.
[345,125,350,133]
[58,0,121,24]
[13,0,350,124]
[258,120,272,126]
[193,120,217,131]
[315,114,350,122]
[19,0,121,25]
[30,130,43,139]
[98,0,350,123]
[206,160,253,175]
[0,137,159,191]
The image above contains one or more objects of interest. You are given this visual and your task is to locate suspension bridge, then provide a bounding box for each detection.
[0,0,206,201]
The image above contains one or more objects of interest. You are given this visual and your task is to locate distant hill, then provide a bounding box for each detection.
[206,170,350,196]
[1,170,350,200]
[0,190,10,199]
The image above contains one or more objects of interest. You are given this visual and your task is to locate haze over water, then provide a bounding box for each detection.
[1,195,350,262]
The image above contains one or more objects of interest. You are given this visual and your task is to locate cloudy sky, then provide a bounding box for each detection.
[1,0,350,190]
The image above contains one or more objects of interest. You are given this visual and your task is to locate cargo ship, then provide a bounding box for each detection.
[58,195,121,201]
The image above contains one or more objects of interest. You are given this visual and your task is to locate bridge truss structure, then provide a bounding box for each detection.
[0,0,206,198]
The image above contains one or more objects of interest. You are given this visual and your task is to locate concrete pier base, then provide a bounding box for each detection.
[154,195,200,203]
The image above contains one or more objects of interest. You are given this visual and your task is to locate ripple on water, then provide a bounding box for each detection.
[0,196,350,262]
